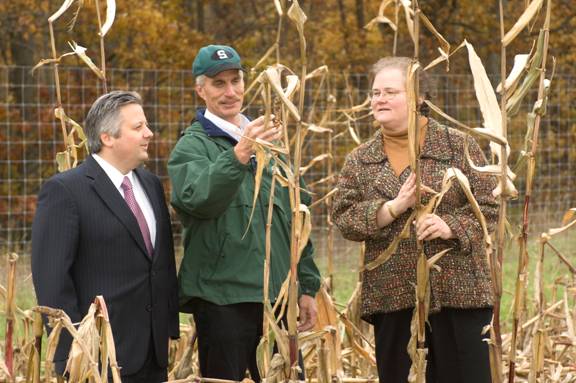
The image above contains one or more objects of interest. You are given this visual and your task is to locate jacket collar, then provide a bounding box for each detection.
[358,118,454,164]
[194,108,238,144]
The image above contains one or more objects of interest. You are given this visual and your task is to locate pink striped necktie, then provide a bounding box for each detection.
[121,176,154,257]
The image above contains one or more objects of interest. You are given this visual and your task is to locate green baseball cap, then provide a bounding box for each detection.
[192,44,244,77]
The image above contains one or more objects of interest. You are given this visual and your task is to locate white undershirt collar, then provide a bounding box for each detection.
[204,109,250,142]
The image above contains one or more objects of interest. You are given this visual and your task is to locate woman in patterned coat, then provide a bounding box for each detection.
[332,57,499,383]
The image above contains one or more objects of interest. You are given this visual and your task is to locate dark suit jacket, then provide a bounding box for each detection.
[32,155,179,376]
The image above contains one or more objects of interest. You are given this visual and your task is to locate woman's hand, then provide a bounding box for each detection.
[376,172,417,227]
[393,172,417,214]
[415,213,454,241]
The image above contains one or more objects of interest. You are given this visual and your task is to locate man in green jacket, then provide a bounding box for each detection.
[168,44,321,381]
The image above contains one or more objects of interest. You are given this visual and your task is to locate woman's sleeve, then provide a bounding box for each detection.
[332,153,389,242]
[439,134,499,254]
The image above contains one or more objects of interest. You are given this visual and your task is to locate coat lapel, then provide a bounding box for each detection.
[85,156,151,260]
[358,129,402,199]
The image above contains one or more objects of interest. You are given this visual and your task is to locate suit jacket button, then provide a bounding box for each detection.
[146,304,153,312]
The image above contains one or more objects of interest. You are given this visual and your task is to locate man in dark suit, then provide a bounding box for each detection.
[32,90,179,382]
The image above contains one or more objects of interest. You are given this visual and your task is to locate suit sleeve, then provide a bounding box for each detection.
[156,178,180,339]
[31,177,82,360]
[168,133,250,220]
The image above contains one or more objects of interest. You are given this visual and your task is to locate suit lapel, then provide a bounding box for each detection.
[85,156,151,260]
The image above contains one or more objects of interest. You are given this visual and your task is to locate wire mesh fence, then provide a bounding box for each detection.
[1,65,575,258]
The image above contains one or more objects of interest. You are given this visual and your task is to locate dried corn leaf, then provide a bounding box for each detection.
[545,216,576,237]
[364,0,396,31]
[348,124,361,146]
[444,168,493,256]
[528,329,546,382]
[563,291,575,341]
[94,296,121,383]
[68,41,105,80]
[273,0,283,15]
[300,154,332,175]
[287,0,307,36]
[463,137,518,199]
[243,146,270,238]
[257,314,277,377]
[308,187,338,210]
[427,248,451,268]
[252,44,279,72]
[264,303,290,369]
[423,41,466,71]
[254,137,289,155]
[49,0,75,22]
[66,303,100,382]
[502,0,544,47]
[297,204,312,261]
[308,174,335,188]
[506,30,546,116]
[497,54,530,93]
[365,15,397,31]
[306,124,333,134]
[424,100,507,146]
[264,67,300,121]
[337,97,370,113]
[56,151,71,172]
[561,208,576,226]
[31,52,76,73]
[399,0,415,44]
[406,61,419,170]
[419,12,450,59]
[55,107,88,142]
[314,286,343,375]
[306,65,329,80]
[364,210,417,271]
[464,40,505,161]
[100,0,116,36]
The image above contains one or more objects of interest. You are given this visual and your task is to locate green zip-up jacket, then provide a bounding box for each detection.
[168,110,321,311]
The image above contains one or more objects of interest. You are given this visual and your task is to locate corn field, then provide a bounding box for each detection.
[2,0,576,382]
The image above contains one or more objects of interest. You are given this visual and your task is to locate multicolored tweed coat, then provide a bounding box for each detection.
[332,118,499,322]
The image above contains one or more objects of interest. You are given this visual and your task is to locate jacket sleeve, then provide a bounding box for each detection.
[168,133,250,220]
[31,177,82,361]
[439,134,499,255]
[332,153,389,242]
[297,178,321,297]
[156,178,180,339]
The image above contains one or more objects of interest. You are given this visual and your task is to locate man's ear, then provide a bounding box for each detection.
[100,132,113,148]
[195,84,206,101]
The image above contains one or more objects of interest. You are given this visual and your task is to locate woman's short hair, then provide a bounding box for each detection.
[370,57,434,115]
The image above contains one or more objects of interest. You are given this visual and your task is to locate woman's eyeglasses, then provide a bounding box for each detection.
[369,89,405,101]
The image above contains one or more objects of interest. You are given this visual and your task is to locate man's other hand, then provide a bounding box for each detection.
[297,294,318,332]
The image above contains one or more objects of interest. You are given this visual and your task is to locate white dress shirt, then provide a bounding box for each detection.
[204,109,250,142]
[93,154,157,246]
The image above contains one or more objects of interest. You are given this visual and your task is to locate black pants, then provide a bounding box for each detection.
[193,298,305,382]
[112,337,167,383]
[372,307,492,383]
